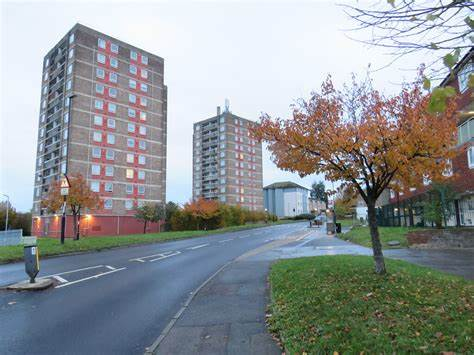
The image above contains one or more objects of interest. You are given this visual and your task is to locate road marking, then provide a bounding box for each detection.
[149,251,181,262]
[187,243,209,250]
[42,265,105,278]
[129,251,179,263]
[52,275,68,283]
[55,267,126,289]
[105,265,116,270]
[218,239,233,243]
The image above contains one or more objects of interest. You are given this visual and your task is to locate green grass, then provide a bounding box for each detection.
[0,220,297,264]
[339,226,418,248]
[338,219,357,228]
[268,255,474,354]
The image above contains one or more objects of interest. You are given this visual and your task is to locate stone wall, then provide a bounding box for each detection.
[407,229,474,248]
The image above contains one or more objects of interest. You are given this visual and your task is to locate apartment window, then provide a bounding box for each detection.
[128,123,136,133]
[38,143,44,152]
[94,99,104,110]
[220,134,225,141]
[97,53,106,64]
[108,103,116,113]
[129,94,136,104]
[63,129,68,140]
[458,62,473,93]
[109,72,118,83]
[106,149,115,160]
[130,65,137,75]
[138,155,146,165]
[98,38,106,49]
[220,126,225,132]
[43,72,48,81]
[62,145,67,157]
[93,132,102,142]
[110,57,118,68]
[140,112,147,121]
[37,157,42,167]
[126,184,133,194]
[66,80,72,91]
[91,181,100,192]
[105,166,114,177]
[220,169,225,175]
[96,68,105,79]
[111,43,119,53]
[220,187,225,193]
[128,108,136,118]
[220,178,225,184]
[108,87,117,98]
[104,199,112,209]
[41,100,46,109]
[92,115,102,126]
[95,83,104,94]
[92,147,101,158]
[468,146,474,169]
[104,182,113,192]
[138,170,145,180]
[140,83,148,92]
[139,126,147,135]
[125,200,133,210]
[127,138,135,148]
[68,48,74,59]
[141,55,148,64]
[126,153,134,163]
[220,143,225,149]
[140,97,147,107]
[138,185,145,195]
[107,134,115,145]
[41,113,46,123]
[220,160,226,167]
[139,140,146,150]
[42,84,47,95]
[91,164,101,175]
[458,118,474,145]
[141,69,148,79]
[69,33,75,44]
[126,169,134,179]
[107,118,116,129]
[130,50,138,60]
[67,64,73,75]
[220,152,225,158]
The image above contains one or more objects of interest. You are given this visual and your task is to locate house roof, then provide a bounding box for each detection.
[263,181,310,191]
[439,47,473,87]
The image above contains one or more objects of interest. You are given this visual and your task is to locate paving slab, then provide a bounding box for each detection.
[6,278,54,291]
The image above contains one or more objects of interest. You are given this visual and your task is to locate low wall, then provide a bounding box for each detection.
[407,229,474,248]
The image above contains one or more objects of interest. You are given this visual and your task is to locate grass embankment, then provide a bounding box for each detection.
[339,226,417,248]
[269,255,473,354]
[0,220,298,264]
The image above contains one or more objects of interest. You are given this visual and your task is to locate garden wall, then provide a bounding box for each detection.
[407,229,474,248]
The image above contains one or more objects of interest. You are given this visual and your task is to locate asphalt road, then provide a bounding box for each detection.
[0,222,306,355]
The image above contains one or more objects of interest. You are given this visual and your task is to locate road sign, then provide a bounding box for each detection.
[61,187,69,196]
[60,175,71,188]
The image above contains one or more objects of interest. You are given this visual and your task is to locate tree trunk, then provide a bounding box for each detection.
[367,201,386,275]
[75,212,81,240]
[72,213,78,241]
[143,220,147,234]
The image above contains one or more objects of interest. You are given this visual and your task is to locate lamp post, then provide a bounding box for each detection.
[1,193,9,231]
[60,175,71,244]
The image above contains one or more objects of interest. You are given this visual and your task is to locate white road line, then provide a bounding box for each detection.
[187,243,209,250]
[42,265,105,278]
[129,251,178,263]
[218,239,233,243]
[55,267,126,289]
[105,265,116,271]
[52,275,68,283]
[149,251,181,262]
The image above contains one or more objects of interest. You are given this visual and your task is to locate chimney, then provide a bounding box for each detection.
[217,106,221,116]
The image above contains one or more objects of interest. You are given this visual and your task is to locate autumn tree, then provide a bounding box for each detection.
[184,198,220,230]
[252,74,457,274]
[334,186,357,219]
[42,173,101,240]
[135,204,160,234]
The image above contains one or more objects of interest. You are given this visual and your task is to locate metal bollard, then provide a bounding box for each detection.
[23,237,39,283]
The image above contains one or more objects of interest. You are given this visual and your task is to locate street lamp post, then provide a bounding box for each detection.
[1,193,9,231]
[60,175,71,244]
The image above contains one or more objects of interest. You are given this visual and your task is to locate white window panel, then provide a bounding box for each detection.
[98,38,106,49]
[126,169,134,179]
[125,200,133,210]
[107,134,115,145]
[93,132,102,142]
[104,199,113,209]
[107,118,116,128]
[111,43,119,53]
[127,153,134,163]
[91,164,101,175]
[91,181,100,192]
[105,166,114,176]
[138,155,146,165]
[92,147,101,158]
[94,115,103,126]
[139,126,147,135]
[106,149,115,160]
[126,184,133,194]
[104,182,113,192]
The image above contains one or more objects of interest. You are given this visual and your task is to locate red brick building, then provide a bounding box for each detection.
[378,48,473,227]
[32,24,166,237]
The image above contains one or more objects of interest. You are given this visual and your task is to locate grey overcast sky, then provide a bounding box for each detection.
[1,0,426,212]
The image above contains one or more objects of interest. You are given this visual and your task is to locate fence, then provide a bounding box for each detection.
[0,229,23,246]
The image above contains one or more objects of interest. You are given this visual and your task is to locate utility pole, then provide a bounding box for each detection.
[60,175,71,244]
[1,193,9,231]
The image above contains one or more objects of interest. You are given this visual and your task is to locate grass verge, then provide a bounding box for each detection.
[339,226,418,248]
[0,220,298,264]
[268,255,473,354]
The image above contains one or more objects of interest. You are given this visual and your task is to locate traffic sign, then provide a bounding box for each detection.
[61,187,69,196]
[60,174,71,188]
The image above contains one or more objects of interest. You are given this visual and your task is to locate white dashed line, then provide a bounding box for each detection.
[187,243,209,250]
[55,267,126,289]
[52,275,68,283]
[218,239,233,243]
[149,251,181,262]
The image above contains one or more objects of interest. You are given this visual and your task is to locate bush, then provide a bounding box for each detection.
[293,213,315,220]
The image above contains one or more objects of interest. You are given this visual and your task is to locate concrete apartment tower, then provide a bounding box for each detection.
[32,24,167,236]
[192,103,264,210]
